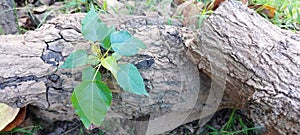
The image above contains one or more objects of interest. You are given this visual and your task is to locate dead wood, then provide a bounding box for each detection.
[0,0,299,134]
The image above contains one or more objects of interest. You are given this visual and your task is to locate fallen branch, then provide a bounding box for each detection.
[0,0,299,134]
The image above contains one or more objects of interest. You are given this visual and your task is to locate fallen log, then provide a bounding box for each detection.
[0,0,299,134]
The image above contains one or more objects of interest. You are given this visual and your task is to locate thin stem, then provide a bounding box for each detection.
[103,46,112,58]
[92,63,102,81]
[93,45,111,81]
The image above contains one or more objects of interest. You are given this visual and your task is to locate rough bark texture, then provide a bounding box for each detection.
[0,0,18,34]
[0,0,299,134]
[192,1,300,134]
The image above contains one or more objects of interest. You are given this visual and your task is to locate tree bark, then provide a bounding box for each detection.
[190,1,300,134]
[0,0,18,34]
[0,0,299,134]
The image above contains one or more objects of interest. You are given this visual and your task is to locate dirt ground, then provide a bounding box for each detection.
[35,108,258,135]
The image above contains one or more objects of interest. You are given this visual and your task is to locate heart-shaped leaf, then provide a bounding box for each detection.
[116,64,149,96]
[59,50,88,69]
[110,31,147,56]
[81,7,110,42]
[71,81,112,128]
[82,66,101,81]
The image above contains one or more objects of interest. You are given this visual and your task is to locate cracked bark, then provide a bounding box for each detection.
[0,0,299,134]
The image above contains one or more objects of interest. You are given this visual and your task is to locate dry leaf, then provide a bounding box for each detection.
[241,0,248,5]
[182,1,204,28]
[175,0,194,16]
[175,0,204,28]
[2,106,27,132]
[248,4,276,19]
[33,5,47,14]
[0,103,20,131]
[19,16,35,29]
[207,0,226,11]
[174,0,185,5]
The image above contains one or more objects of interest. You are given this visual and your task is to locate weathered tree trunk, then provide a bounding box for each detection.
[193,1,300,134]
[0,0,18,34]
[0,0,299,134]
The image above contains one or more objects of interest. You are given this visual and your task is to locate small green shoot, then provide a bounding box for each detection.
[197,7,213,28]
[59,6,149,128]
[204,109,263,135]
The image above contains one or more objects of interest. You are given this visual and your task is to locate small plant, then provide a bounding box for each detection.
[0,126,42,135]
[249,0,300,31]
[205,109,263,135]
[62,0,103,13]
[59,6,149,128]
[197,7,214,28]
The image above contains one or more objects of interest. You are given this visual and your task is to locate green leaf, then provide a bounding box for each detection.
[101,56,119,78]
[110,31,147,56]
[116,64,149,96]
[87,55,100,65]
[81,7,110,42]
[71,81,112,128]
[112,53,122,60]
[59,50,88,69]
[101,26,115,50]
[110,31,131,43]
[82,67,101,81]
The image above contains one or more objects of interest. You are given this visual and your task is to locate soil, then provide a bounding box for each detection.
[166,109,261,135]
[6,107,259,135]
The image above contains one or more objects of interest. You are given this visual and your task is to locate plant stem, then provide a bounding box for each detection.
[103,46,112,58]
[92,44,111,81]
[93,63,102,81]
